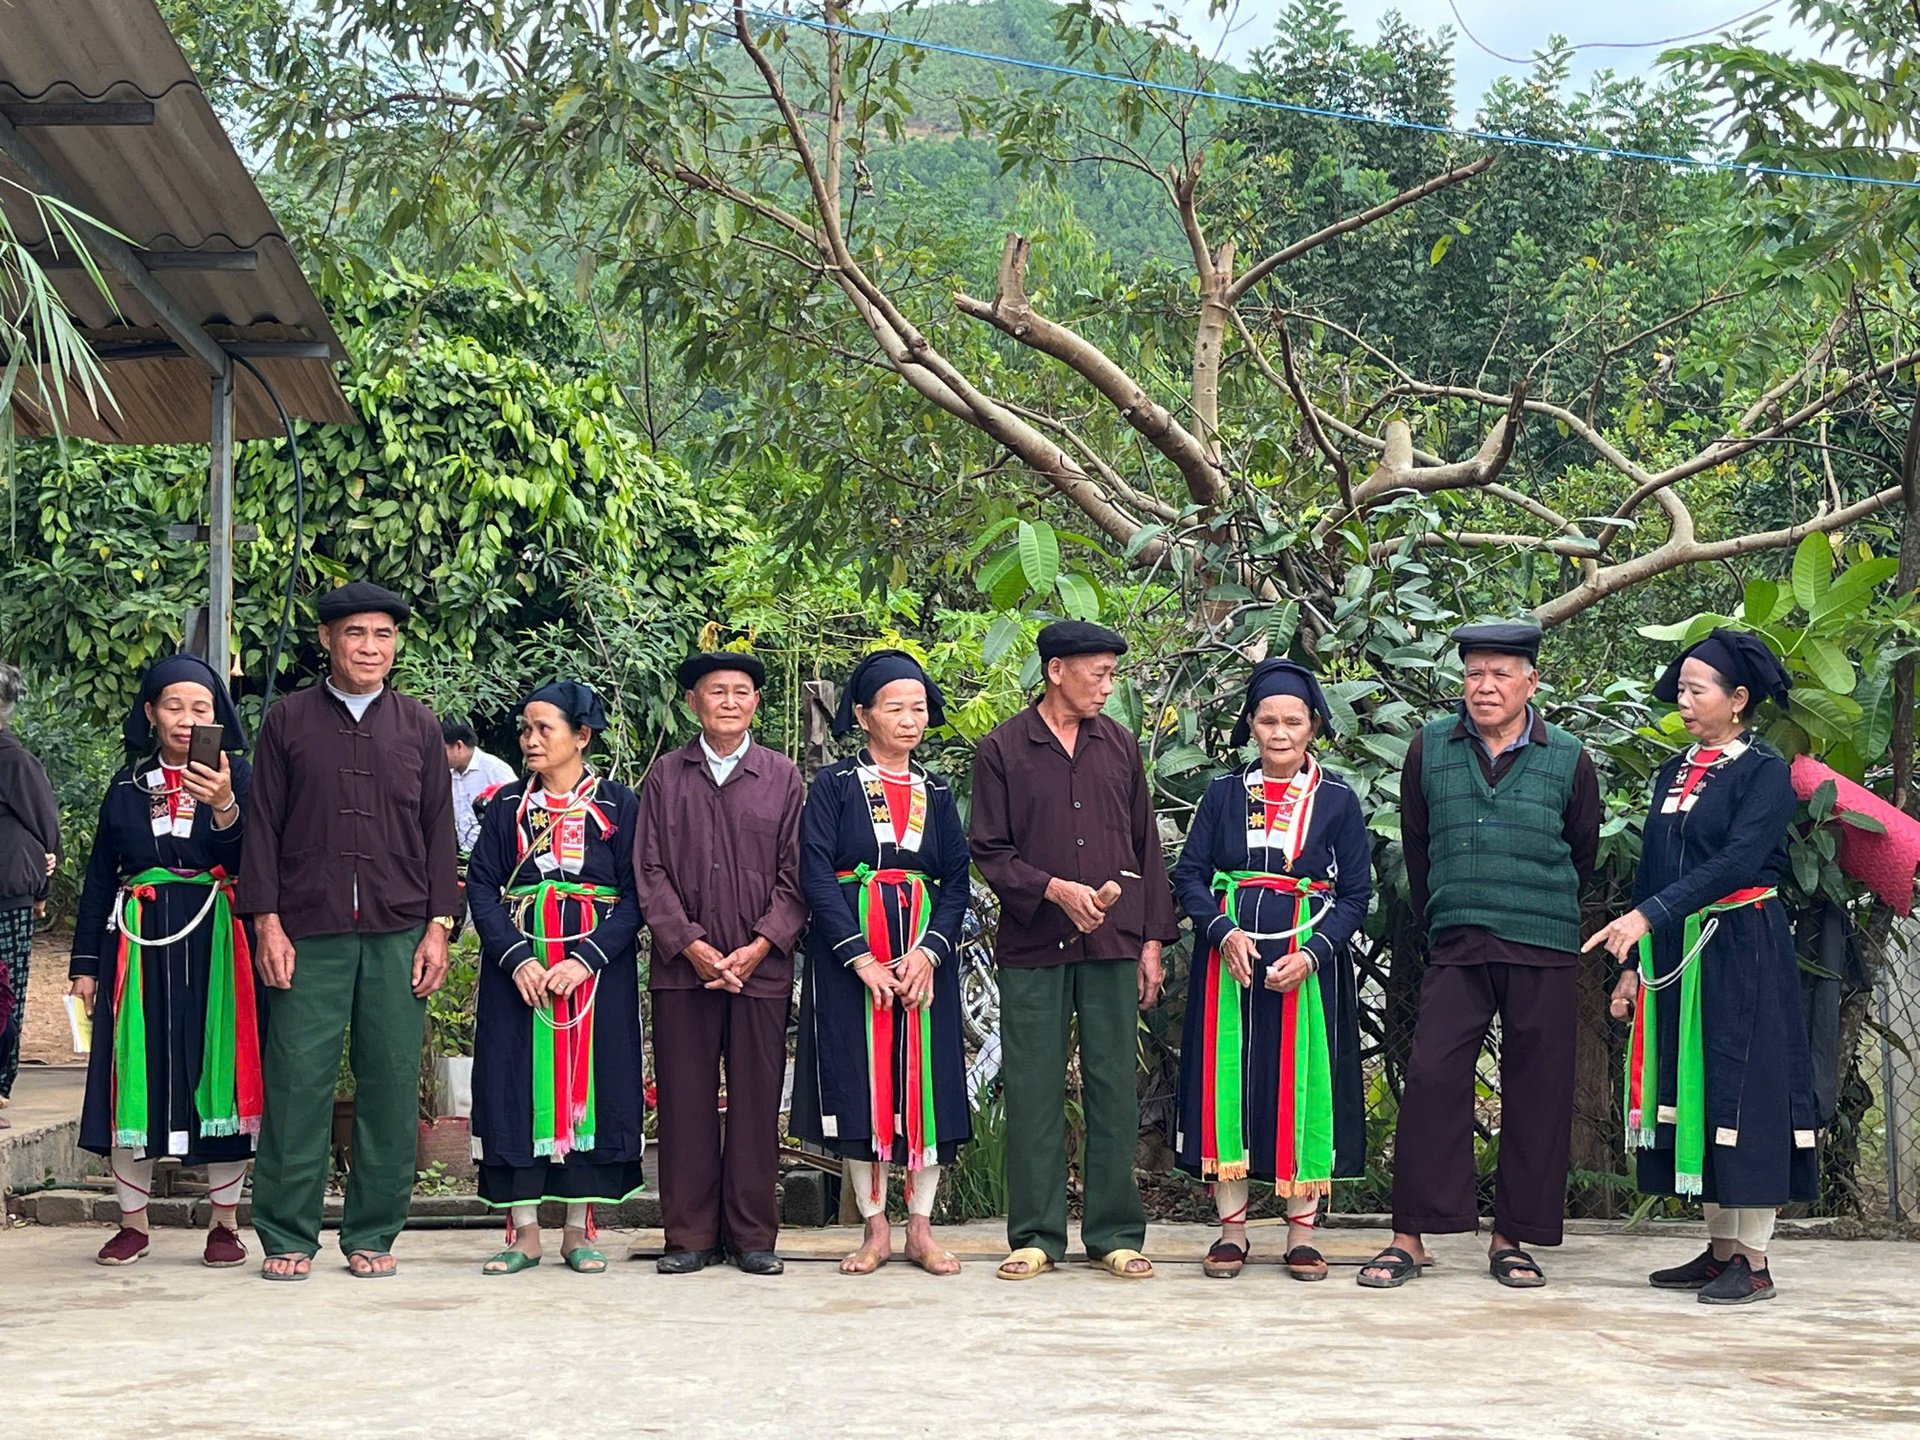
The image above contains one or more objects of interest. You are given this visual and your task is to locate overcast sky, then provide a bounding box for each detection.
[1187,1,1813,116]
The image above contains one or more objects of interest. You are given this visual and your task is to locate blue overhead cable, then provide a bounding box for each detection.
[741,7,1920,193]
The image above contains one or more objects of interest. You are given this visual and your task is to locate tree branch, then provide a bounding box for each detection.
[1226,155,1495,305]
[954,233,1228,506]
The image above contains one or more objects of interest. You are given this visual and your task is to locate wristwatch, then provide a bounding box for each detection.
[431,915,456,932]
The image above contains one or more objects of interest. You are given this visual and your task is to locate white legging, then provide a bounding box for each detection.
[1705,1202,1776,1255]
[1213,1177,1320,1228]
[510,1203,589,1233]
[112,1149,246,1220]
[844,1159,942,1219]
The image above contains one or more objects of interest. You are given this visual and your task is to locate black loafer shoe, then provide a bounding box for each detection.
[733,1249,785,1276]
[1649,1247,1724,1290]
[1698,1254,1776,1306]
[655,1246,725,1275]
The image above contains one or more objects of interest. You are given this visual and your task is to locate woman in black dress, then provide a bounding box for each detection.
[1586,629,1817,1305]
[468,682,644,1275]
[68,654,256,1268]
[1171,660,1372,1280]
[793,651,971,1276]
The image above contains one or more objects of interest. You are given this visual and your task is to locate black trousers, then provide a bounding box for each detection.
[651,988,788,1255]
[1390,961,1576,1247]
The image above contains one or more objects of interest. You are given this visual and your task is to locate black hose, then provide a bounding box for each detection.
[226,352,306,719]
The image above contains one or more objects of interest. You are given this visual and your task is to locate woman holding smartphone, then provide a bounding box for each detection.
[68,654,258,1268]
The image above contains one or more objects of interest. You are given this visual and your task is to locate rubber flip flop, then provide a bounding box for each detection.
[261,1254,312,1282]
[346,1250,399,1279]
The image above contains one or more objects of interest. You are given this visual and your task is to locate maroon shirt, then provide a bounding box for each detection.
[632,737,806,1000]
[970,700,1180,968]
[236,683,459,940]
[1401,705,1601,968]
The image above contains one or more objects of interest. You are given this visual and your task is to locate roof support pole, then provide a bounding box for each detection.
[207,362,235,683]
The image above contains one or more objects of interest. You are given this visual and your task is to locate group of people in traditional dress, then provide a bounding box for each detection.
[49,579,1817,1305]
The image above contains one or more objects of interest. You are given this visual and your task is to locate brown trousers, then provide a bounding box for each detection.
[651,988,788,1254]
[1390,961,1577,1247]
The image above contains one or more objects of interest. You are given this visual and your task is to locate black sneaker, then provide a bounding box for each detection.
[1698,1254,1777,1305]
[1648,1247,1725,1290]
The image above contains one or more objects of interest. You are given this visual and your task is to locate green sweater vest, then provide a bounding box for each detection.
[1418,713,1582,953]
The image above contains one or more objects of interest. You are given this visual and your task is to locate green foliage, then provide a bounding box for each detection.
[2,269,738,733]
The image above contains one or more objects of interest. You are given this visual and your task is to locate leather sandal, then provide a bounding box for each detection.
[1284,1245,1328,1281]
[1356,1245,1421,1288]
[1489,1247,1546,1288]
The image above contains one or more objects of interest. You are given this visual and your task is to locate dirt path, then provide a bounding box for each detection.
[17,931,79,1069]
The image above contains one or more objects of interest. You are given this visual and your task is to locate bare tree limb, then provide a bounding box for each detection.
[1226,156,1495,305]
[1275,320,1353,510]
[954,233,1228,506]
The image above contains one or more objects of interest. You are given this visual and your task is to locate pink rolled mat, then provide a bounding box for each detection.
[1790,754,1920,916]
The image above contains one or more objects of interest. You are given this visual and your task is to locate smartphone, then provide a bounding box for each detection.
[187,724,224,772]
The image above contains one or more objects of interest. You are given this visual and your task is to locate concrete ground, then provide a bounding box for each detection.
[4,1221,1917,1439]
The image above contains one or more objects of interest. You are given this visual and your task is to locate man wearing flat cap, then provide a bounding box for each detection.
[1359,619,1601,1291]
[238,581,460,1280]
[970,620,1180,1280]
[632,651,806,1275]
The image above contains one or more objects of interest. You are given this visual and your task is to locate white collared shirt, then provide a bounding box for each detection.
[701,732,751,787]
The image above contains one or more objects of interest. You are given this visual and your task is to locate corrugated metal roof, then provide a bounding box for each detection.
[0,0,354,442]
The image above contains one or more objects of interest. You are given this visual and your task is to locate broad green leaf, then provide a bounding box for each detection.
[1154,742,1212,778]
[1264,601,1300,652]
[1429,232,1454,266]
[1798,636,1855,694]
[1017,520,1060,595]
[1740,578,1779,625]
[982,613,1022,665]
[1808,779,1837,821]
[1790,533,1833,612]
[1789,690,1860,743]
[1811,555,1900,624]
[1055,572,1100,621]
[975,546,1020,599]
[1637,612,1731,644]
[1860,689,1895,762]
[1838,810,1888,835]
[962,515,1020,565]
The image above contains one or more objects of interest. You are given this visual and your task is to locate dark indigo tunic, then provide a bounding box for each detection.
[468,777,646,1203]
[70,757,259,1162]
[1631,740,1818,1206]
[791,753,973,1163]
[1171,762,1372,1183]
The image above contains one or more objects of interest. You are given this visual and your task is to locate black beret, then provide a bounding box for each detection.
[676,651,766,691]
[1450,619,1542,662]
[522,680,609,732]
[1653,627,1791,710]
[317,581,410,624]
[833,650,946,737]
[1232,659,1334,746]
[1036,620,1129,662]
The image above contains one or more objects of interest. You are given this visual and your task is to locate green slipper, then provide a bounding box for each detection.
[482,1249,542,1276]
[564,1246,608,1274]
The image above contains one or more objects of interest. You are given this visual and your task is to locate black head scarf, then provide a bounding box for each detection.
[521,680,609,733]
[832,650,946,737]
[1231,659,1334,747]
[1653,627,1792,713]
[123,654,247,757]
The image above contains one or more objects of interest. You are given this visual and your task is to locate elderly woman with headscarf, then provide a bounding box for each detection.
[466,682,645,1276]
[793,650,972,1276]
[1171,659,1372,1280]
[1585,628,1817,1306]
[67,654,257,1268]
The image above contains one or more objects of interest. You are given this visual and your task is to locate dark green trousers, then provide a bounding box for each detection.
[252,928,426,1258]
[1000,958,1146,1261]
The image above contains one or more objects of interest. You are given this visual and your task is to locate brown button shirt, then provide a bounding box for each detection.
[632,737,807,999]
[1401,705,1601,968]
[236,683,460,940]
[969,700,1180,968]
